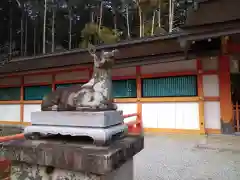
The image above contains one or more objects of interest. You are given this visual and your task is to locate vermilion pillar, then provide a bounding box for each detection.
[219,55,233,134]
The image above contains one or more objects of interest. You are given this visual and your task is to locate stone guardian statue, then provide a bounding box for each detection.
[41,47,118,111]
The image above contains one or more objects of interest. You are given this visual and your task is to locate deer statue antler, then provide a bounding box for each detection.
[88,45,101,67]
[88,45,96,57]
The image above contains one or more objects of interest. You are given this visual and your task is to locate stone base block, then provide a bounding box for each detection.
[2,135,144,179]
[24,124,128,145]
[10,159,133,180]
[31,111,124,128]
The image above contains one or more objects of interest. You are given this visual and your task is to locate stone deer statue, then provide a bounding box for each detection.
[41,47,118,111]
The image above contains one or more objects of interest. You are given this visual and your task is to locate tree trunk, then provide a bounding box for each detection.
[142,15,145,37]
[24,14,28,56]
[158,1,161,28]
[113,11,117,34]
[9,2,13,60]
[51,0,55,53]
[151,11,156,35]
[20,11,24,56]
[38,14,41,55]
[43,0,47,54]
[91,11,94,23]
[171,0,175,30]
[168,0,174,33]
[68,8,72,50]
[126,6,130,38]
[138,7,142,37]
[34,26,36,56]
[168,0,172,32]
[98,1,103,33]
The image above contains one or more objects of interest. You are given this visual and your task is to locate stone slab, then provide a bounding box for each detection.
[31,111,124,128]
[2,135,144,175]
[24,124,128,145]
[10,158,133,180]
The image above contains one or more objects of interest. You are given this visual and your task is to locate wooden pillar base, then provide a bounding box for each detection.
[221,120,234,134]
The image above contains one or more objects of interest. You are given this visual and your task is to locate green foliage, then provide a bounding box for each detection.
[143,21,167,36]
[80,23,120,48]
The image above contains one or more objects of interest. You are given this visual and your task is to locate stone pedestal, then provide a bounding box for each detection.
[30,111,124,128]
[24,111,127,145]
[2,135,144,180]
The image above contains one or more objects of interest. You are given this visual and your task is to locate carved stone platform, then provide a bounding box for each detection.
[31,111,124,128]
[25,110,127,145]
[2,135,144,180]
[24,124,128,146]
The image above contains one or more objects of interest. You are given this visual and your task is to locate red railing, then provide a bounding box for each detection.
[123,113,142,134]
[0,133,25,142]
[233,103,240,132]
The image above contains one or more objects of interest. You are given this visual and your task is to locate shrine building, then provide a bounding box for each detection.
[1,0,240,135]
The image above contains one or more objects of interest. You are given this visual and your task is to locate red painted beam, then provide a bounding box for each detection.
[228,43,240,53]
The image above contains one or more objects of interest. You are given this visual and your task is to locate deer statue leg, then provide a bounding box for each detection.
[41,89,63,111]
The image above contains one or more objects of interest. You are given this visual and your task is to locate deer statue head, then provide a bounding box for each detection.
[88,46,118,69]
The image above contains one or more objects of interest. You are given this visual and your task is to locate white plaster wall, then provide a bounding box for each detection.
[116,103,137,123]
[201,57,218,71]
[55,71,89,81]
[142,102,199,130]
[175,102,199,129]
[204,101,221,129]
[141,60,196,74]
[142,103,174,128]
[112,67,136,76]
[0,104,21,121]
[23,104,41,122]
[203,75,219,97]
[24,74,52,84]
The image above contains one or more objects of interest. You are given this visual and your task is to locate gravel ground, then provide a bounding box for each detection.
[134,134,240,180]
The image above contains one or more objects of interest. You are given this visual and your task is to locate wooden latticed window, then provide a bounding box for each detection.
[24,85,52,100]
[142,75,197,97]
[0,87,21,101]
[56,83,84,89]
[112,79,137,98]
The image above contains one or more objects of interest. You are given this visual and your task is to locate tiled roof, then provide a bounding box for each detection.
[184,0,240,27]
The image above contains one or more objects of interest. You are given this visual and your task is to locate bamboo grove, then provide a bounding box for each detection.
[0,0,194,62]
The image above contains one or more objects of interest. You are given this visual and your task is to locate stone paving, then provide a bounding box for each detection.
[134,134,240,180]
